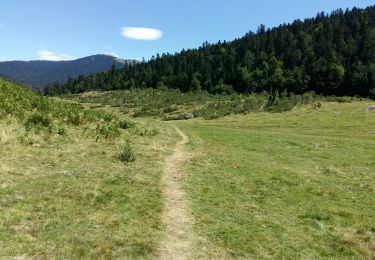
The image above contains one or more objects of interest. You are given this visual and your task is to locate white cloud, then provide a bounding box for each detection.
[121,27,163,41]
[105,52,119,58]
[38,50,76,61]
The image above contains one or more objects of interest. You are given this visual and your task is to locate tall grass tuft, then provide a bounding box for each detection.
[117,140,136,162]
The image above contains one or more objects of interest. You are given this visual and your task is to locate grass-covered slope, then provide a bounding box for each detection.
[0,78,109,127]
[0,79,177,258]
[177,101,375,258]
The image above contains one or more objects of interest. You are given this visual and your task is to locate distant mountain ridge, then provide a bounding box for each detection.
[0,54,134,90]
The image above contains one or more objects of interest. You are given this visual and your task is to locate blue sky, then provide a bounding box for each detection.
[0,0,374,61]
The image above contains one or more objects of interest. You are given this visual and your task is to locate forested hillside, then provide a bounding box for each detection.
[47,6,375,97]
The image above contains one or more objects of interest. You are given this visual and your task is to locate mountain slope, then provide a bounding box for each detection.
[0,54,134,90]
[51,5,375,97]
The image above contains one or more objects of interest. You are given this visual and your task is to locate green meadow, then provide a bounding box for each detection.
[176,102,375,258]
[1,81,374,258]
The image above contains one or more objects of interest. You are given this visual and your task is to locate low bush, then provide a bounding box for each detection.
[69,87,371,121]
[134,126,159,137]
[57,124,67,135]
[117,140,136,162]
[95,123,120,141]
[25,112,52,130]
[0,79,129,139]
[117,119,134,129]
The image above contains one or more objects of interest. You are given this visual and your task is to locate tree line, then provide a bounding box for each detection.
[45,5,375,98]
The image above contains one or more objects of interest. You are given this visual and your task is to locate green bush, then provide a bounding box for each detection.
[57,124,67,135]
[163,104,178,113]
[25,112,52,130]
[95,123,120,141]
[117,140,136,162]
[117,119,134,129]
[68,87,371,121]
[213,83,234,94]
[66,111,84,125]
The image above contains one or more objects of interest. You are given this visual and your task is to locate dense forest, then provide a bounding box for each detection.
[46,5,375,98]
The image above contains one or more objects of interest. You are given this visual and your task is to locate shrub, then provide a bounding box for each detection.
[25,112,52,130]
[148,128,159,136]
[95,123,120,141]
[213,83,234,94]
[67,111,84,125]
[57,124,67,135]
[117,140,136,162]
[117,119,134,129]
[163,104,178,113]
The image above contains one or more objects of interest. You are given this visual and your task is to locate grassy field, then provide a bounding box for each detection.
[1,80,374,258]
[0,80,178,258]
[176,101,375,258]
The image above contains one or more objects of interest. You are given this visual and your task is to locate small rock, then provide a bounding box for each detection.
[182,113,194,120]
[314,103,322,109]
[364,105,375,112]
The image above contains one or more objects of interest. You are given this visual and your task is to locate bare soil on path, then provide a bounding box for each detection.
[158,125,198,259]
[158,125,226,259]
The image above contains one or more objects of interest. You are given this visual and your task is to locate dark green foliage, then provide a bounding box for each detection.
[48,6,375,98]
[117,119,135,129]
[25,112,52,129]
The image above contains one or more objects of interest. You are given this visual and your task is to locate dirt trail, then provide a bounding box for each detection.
[158,125,199,259]
[158,125,226,259]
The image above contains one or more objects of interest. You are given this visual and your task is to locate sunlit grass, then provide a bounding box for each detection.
[2,81,374,257]
[0,79,179,258]
[0,118,177,258]
[177,101,375,258]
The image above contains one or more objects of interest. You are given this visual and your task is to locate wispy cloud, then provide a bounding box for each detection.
[105,52,119,58]
[121,27,163,41]
[38,50,75,61]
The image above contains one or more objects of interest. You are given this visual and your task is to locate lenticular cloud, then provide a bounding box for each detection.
[121,27,163,41]
[38,50,75,61]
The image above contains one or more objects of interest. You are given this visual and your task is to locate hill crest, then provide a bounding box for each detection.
[0,54,135,90]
